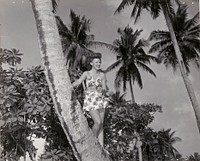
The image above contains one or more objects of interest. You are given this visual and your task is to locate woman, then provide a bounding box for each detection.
[72,53,108,139]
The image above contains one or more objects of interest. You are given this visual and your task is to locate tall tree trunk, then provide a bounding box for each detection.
[30,0,112,160]
[161,4,200,133]
[129,75,135,103]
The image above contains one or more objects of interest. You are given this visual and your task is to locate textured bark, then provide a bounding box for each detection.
[161,4,200,134]
[30,0,112,160]
[129,74,135,103]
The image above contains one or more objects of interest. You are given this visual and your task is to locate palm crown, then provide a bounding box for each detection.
[115,0,181,23]
[106,25,157,102]
[56,10,95,71]
[149,4,200,72]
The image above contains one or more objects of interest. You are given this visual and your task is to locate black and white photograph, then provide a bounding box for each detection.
[0,0,200,160]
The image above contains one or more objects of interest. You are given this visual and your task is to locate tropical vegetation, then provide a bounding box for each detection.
[106,26,158,102]
[149,4,200,73]
[0,48,181,160]
[0,0,199,160]
[115,0,200,134]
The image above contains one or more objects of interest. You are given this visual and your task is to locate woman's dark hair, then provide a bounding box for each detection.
[90,52,102,62]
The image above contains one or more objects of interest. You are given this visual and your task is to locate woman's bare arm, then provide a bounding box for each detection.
[102,73,109,95]
[72,71,88,87]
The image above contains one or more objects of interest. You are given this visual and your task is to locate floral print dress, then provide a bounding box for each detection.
[83,72,108,111]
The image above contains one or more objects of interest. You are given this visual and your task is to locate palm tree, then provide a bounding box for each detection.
[188,152,200,161]
[142,128,181,161]
[106,26,157,102]
[149,4,200,73]
[107,91,127,107]
[56,10,97,71]
[142,128,159,161]
[115,0,200,133]
[3,48,23,66]
[30,0,111,160]
[156,129,181,160]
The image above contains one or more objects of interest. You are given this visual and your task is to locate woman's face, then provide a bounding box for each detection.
[90,58,101,70]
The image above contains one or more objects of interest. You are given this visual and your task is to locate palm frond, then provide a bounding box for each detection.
[165,0,176,19]
[157,46,172,61]
[149,40,172,54]
[106,60,122,72]
[114,67,124,90]
[149,30,170,41]
[132,29,143,41]
[113,39,122,48]
[65,43,76,58]
[52,0,59,13]
[65,44,77,68]
[85,34,95,43]
[132,1,143,23]
[163,55,179,72]
[182,38,200,53]
[136,61,156,77]
[56,16,73,41]
[186,25,200,37]
[184,12,199,29]
[149,0,161,19]
[174,0,181,6]
[137,54,159,63]
[87,41,115,52]
[115,0,135,15]
[181,44,200,63]
[130,66,143,89]
[136,39,149,48]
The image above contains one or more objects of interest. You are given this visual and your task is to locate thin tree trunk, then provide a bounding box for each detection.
[30,0,112,160]
[161,4,200,133]
[131,138,137,161]
[136,136,142,161]
[129,75,135,103]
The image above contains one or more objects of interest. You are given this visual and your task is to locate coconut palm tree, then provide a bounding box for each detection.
[142,128,157,161]
[115,0,200,133]
[107,91,127,107]
[188,152,200,161]
[142,128,181,161]
[106,26,157,102]
[149,4,200,73]
[156,129,181,160]
[3,48,23,66]
[56,10,99,71]
[30,0,111,160]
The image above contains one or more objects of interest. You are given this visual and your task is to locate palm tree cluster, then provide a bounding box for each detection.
[1,0,199,160]
[115,0,200,133]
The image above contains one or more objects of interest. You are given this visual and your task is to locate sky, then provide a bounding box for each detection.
[0,0,200,159]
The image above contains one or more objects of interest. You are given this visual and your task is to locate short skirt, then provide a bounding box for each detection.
[83,90,108,111]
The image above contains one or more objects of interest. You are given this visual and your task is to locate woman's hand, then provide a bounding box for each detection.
[102,89,109,97]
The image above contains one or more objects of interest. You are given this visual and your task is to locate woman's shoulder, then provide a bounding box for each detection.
[99,71,106,78]
[83,71,90,77]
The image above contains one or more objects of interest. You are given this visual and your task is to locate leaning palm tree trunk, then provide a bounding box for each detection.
[30,0,111,160]
[161,4,200,133]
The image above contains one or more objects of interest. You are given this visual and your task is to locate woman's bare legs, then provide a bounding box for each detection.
[98,108,105,133]
[89,110,102,138]
[98,108,105,146]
